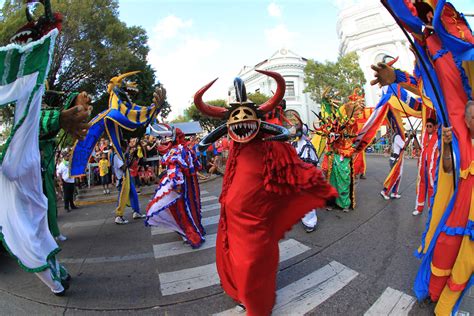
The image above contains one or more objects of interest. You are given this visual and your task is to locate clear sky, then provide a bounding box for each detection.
[118,0,344,118]
[1,0,474,118]
[117,0,474,118]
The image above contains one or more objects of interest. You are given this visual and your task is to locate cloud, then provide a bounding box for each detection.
[267,3,282,18]
[148,17,224,119]
[264,24,299,49]
[151,15,192,46]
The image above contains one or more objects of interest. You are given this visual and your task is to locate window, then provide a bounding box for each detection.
[285,81,295,97]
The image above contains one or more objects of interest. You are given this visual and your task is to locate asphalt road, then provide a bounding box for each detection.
[0,155,471,315]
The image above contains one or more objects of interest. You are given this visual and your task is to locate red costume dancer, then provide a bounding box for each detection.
[194,71,337,315]
[145,125,205,248]
[414,118,439,215]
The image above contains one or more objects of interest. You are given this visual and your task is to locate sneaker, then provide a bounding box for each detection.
[115,216,129,225]
[326,206,333,211]
[106,189,110,194]
[380,190,390,200]
[55,234,67,242]
[342,208,350,213]
[302,223,315,233]
[103,190,107,195]
[234,304,246,314]
[133,212,146,219]
[390,193,401,199]
[412,210,421,216]
[360,174,367,179]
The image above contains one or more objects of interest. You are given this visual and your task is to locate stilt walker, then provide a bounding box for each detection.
[70,74,167,224]
[373,1,473,314]
[0,0,71,295]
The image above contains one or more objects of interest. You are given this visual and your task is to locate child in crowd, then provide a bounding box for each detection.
[99,153,110,194]
[146,165,156,184]
[138,166,148,186]
[129,153,141,193]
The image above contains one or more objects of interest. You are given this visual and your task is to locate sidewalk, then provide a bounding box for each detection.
[0,176,224,313]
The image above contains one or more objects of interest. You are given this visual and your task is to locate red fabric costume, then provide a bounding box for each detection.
[194,70,337,315]
[216,139,336,315]
[353,151,366,176]
[415,131,439,212]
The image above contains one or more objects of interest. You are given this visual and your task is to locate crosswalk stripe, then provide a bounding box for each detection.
[364,287,415,316]
[151,215,220,236]
[272,261,358,315]
[202,203,220,212]
[273,261,358,315]
[216,261,358,315]
[159,239,310,296]
[201,196,218,202]
[153,234,217,259]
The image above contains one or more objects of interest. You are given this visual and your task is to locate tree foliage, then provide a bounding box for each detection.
[248,92,270,106]
[185,99,227,132]
[304,52,366,104]
[0,0,171,119]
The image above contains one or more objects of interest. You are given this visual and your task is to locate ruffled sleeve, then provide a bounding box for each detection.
[262,141,330,195]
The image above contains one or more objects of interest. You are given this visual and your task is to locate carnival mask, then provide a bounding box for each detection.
[193,70,290,149]
[227,106,260,143]
[10,0,63,45]
[108,71,141,105]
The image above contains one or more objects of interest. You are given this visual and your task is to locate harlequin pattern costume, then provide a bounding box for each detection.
[0,0,70,295]
[145,125,205,248]
[70,72,164,219]
[193,71,337,315]
[381,1,473,314]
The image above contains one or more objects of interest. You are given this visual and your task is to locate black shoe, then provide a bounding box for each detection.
[71,205,79,210]
[61,279,70,291]
[360,175,366,179]
[53,289,66,297]
[53,280,69,297]
[65,208,71,213]
[63,274,72,282]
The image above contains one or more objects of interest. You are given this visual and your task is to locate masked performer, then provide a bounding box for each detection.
[193,70,337,316]
[0,0,73,296]
[291,118,319,233]
[145,125,205,248]
[372,1,473,314]
[317,89,362,212]
[70,73,166,224]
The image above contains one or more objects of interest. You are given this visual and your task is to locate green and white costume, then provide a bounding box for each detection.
[0,29,67,293]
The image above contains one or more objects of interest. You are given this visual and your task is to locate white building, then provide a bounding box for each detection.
[337,0,415,107]
[229,48,319,125]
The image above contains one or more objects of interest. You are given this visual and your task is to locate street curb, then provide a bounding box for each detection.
[75,175,222,206]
